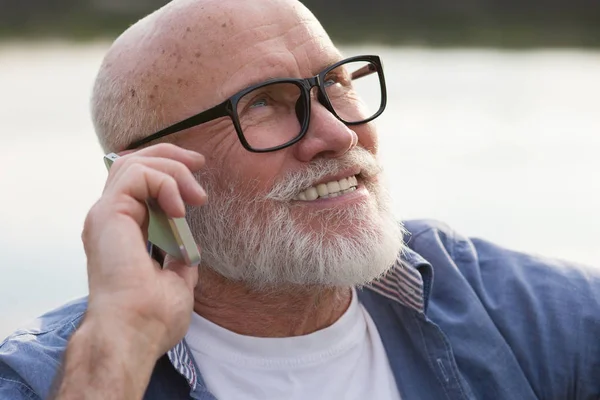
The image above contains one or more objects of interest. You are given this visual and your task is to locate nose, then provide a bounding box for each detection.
[292,91,358,163]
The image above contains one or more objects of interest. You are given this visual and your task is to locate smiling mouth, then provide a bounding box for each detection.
[294,175,359,201]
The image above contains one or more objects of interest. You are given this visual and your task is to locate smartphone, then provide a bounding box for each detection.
[103,153,201,266]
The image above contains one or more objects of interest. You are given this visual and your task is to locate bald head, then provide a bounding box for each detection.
[91,0,337,152]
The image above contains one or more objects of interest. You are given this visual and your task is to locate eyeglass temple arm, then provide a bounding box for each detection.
[127,101,230,149]
[351,63,377,80]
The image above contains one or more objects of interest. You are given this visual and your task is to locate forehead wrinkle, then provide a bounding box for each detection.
[224,17,316,61]
[219,31,336,99]
[217,27,302,95]
[220,52,297,97]
[276,22,342,77]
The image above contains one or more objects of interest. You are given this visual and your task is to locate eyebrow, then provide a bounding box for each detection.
[244,76,279,87]
[230,56,345,95]
[256,56,345,83]
[313,56,345,76]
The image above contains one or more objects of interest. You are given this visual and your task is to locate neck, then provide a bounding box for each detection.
[192,268,352,337]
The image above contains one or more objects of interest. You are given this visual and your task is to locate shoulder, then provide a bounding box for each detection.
[0,297,88,399]
[402,219,600,310]
[402,219,600,397]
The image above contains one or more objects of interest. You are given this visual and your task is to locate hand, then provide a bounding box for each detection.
[81,143,207,359]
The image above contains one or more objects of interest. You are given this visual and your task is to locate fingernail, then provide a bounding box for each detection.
[196,184,207,198]
[187,149,203,158]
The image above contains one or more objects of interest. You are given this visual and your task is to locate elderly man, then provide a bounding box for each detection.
[1,0,599,399]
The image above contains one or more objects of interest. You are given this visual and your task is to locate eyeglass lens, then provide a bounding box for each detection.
[236,60,382,151]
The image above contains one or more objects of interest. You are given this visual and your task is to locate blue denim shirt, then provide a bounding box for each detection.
[1,220,599,399]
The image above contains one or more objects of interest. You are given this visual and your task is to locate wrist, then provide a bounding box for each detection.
[78,311,166,363]
[85,299,171,358]
[54,316,161,400]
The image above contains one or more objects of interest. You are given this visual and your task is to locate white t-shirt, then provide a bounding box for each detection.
[185,290,401,400]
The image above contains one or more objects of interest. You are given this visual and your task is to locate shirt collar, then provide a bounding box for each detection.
[364,248,431,314]
[167,341,199,392]
[166,247,432,393]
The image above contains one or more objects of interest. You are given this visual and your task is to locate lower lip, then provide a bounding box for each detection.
[293,184,369,207]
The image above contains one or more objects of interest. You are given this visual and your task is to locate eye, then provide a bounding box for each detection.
[249,98,268,108]
[324,78,337,88]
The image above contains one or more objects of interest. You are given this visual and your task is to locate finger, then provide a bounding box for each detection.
[116,149,136,157]
[82,201,152,277]
[106,165,187,226]
[117,143,205,172]
[163,254,199,290]
[108,157,207,207]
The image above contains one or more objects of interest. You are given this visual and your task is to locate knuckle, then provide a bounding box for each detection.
[110,155,128,170]
[152,157,189,180]
[128,162,149,177]
[107,154,140,179]
[81,201,102,245]
[154,142,179,152]
[173,160,191,176]
[163,174,179,189]
[83,201,100,228]
[157,176,180,200]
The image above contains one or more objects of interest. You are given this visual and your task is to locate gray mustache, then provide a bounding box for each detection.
[265,147,382,202]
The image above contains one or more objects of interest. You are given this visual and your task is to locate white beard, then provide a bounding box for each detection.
[186,147,405,290]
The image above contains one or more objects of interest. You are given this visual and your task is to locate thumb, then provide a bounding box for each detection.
[163,254,199,291]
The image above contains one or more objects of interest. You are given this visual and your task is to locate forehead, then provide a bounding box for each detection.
[141,0,343,127]
[195,3,342,99]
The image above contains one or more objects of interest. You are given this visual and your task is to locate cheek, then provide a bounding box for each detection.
[216,153,289,195]
[355,122,378,154]
[173,124,291,194]
[172,120,237,160]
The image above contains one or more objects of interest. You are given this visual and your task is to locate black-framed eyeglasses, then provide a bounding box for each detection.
[126,55,387,153]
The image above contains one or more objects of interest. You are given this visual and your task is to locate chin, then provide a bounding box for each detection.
[188,172,405,290]
[290,203,381,241]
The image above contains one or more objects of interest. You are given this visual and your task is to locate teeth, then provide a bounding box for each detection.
[339,178,350,190]
[327,181,341,193]
[320,187,356,199]
[316,183,328,197]
[305,187,318,201]
[294,175,359,201]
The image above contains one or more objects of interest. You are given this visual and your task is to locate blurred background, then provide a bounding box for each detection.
[1,0,599,339]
